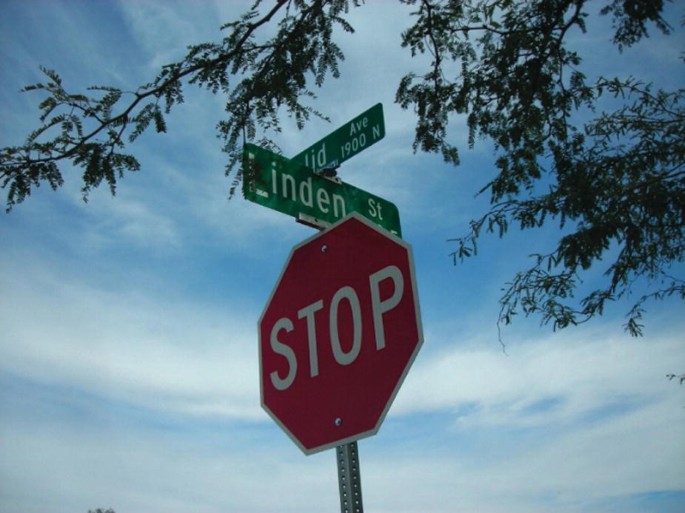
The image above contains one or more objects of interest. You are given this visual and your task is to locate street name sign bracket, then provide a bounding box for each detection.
[297,213,331,231]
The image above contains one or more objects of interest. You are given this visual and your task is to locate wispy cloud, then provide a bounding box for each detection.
[0,252,261,421]
[2,2,683,513]
[397,323,684,421]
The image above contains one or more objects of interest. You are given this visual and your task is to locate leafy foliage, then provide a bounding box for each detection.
[1,0,683,337]
[667,373,685,385]
[1,0,357,209]
[396,0,683,336]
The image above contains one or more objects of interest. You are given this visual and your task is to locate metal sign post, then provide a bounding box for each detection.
[248,105,422,512]
[336,441,364,513]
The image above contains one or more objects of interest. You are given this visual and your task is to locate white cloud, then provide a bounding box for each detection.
[380,324,685,511]
[0,415,337,513]
[118,0,231,71]
[0,253,262,422]
[2,2,683,513]
[396,324,684,423]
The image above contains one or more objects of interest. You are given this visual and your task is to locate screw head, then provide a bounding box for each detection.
[335,417,343,427]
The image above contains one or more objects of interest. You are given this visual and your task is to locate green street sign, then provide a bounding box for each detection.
[243,143,401,236]
[291,103,385,172]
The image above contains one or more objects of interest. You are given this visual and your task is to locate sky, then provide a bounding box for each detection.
[1,1,684,512]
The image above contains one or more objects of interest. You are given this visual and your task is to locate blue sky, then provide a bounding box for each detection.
[1,1,684,512]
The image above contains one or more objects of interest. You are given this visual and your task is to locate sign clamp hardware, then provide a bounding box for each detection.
[297,213,331,231]
[317,164,340,179]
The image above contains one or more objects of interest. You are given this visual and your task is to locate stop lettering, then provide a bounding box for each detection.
[259,213,423,454]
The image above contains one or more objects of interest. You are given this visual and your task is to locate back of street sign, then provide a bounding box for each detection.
[243,143,401,236]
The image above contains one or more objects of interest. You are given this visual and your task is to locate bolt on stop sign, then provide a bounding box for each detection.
[259,213,423,454]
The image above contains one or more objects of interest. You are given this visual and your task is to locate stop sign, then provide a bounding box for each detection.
[259,213,423,454]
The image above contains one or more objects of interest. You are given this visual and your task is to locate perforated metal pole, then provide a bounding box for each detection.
[336,442,364,513]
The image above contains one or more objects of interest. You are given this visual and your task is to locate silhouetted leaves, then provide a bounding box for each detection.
[398,0,682,336]
[1,0,682,337]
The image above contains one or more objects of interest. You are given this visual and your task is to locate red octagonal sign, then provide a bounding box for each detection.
[259,213,423,454]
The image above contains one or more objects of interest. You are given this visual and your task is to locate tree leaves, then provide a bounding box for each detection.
[600,0,671,50]
[419,0,682,336]
[1,1,359,209]
[1,0,682,337]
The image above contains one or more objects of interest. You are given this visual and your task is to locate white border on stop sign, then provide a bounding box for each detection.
[257,212,424,455]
